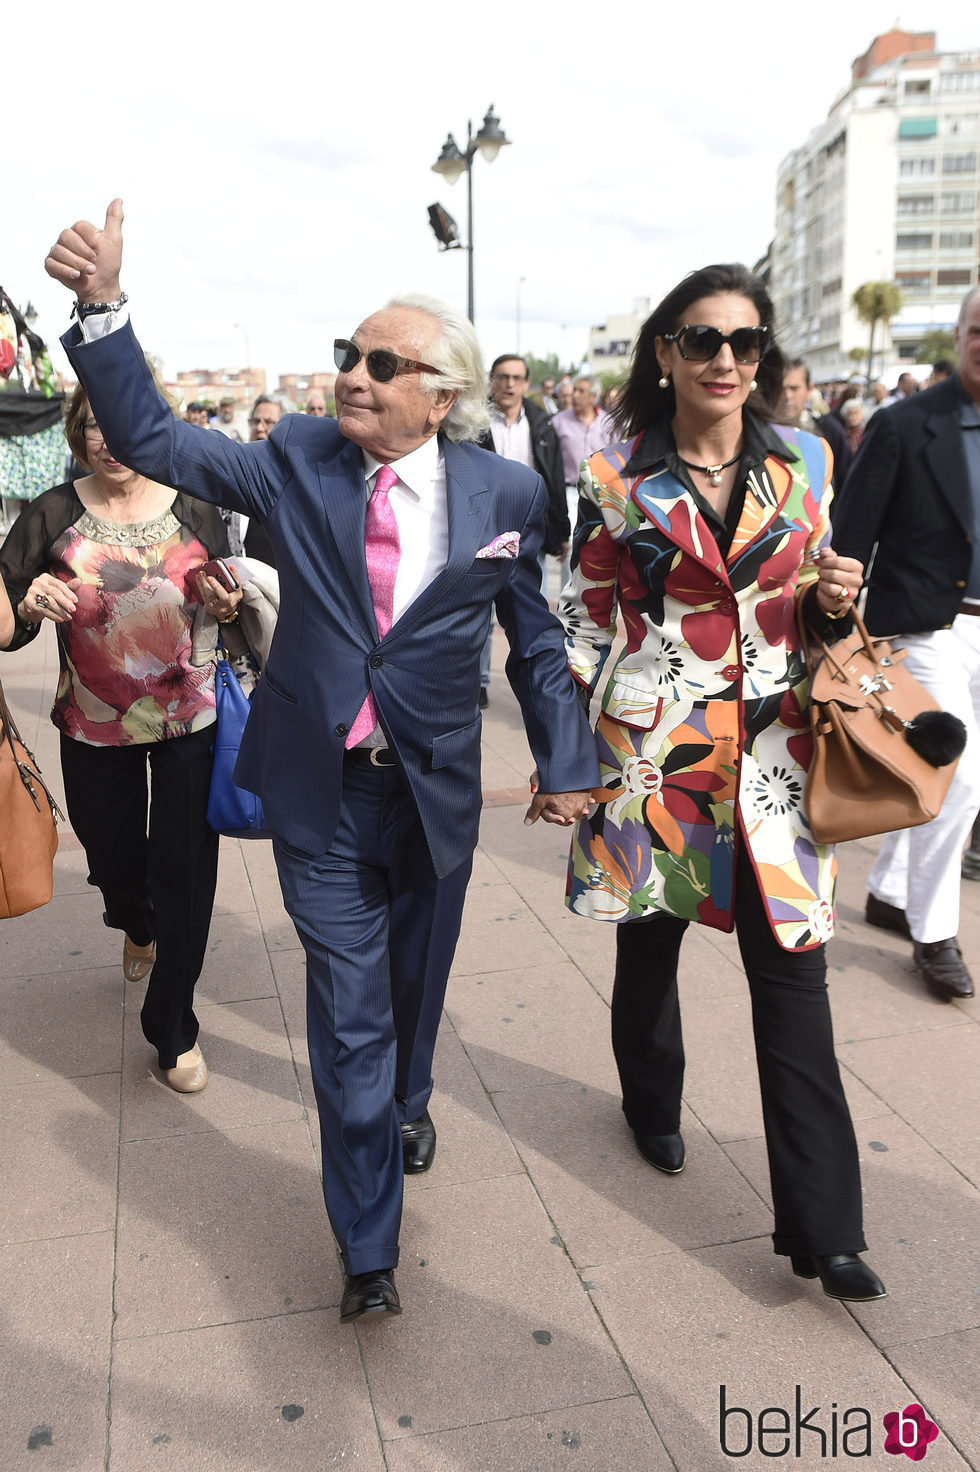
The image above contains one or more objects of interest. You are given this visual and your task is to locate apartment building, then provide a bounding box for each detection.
[771,28,980,380]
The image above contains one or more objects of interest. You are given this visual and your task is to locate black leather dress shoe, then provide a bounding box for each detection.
[913,937,975,1000]
[791,1253,887,1302]
[340,1270,401,1323]
[633,1130,686,1174]
[400,1110,437,1173]
[865,894,911,939]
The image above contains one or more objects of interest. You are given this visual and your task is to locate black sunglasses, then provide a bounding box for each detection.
[662,324,769,364]
[333,338,443,383]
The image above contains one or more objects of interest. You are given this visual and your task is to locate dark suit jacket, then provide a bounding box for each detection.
[63,321,598,876]
[832,374,973,635]
[478,399,568,554]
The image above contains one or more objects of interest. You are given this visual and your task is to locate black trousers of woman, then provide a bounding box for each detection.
[611,841,866,1259]
[60,725,219,1069]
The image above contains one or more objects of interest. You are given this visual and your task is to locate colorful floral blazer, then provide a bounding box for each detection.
[562,414,836,951]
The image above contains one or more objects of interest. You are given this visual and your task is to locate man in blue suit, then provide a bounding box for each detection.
[46,201,599,1323]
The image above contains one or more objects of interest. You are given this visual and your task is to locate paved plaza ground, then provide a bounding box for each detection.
[1,620,978,1471]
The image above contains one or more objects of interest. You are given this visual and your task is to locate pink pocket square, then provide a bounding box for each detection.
[475,532,521,560]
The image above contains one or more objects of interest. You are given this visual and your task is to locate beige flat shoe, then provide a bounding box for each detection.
[123,935,156,983]
[164,1044,208,1093]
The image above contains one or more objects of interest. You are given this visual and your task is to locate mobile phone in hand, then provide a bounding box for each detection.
[196,558,239,593]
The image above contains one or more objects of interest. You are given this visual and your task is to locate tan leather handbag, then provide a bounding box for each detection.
[799,603,966,844]
[0,676,64,917]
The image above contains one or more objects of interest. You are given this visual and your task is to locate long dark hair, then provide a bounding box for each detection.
[612,263,785,439]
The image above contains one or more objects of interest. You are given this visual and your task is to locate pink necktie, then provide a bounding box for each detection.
[345,464,401,748]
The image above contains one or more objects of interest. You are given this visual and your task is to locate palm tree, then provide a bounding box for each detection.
[851,282,902,386]
[915,328,956,364]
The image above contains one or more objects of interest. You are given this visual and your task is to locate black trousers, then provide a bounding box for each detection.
[60,726,219,1069]
[612,842,866,1258]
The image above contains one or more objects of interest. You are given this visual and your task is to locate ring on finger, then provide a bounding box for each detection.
[35,593,50,609]
[835,585,852,603]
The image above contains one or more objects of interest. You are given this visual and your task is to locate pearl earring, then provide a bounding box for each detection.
[749,379,758,391]
[658,374,670,389]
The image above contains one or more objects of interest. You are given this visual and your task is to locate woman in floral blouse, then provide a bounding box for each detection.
[560,264,886,1303]
[0,386,241,1092]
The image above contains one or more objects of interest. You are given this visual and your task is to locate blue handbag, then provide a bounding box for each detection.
[206,647,270,839]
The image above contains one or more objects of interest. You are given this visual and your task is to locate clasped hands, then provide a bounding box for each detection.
[524,771,592,827]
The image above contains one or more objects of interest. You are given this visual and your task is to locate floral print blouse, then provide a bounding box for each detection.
[0,483,225,746]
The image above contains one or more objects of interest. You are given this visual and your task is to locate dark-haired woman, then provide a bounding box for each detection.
[560,264,886,1302]
[0,386,241,1092]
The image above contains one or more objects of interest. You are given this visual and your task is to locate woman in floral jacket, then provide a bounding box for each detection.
[560,264,886,1303]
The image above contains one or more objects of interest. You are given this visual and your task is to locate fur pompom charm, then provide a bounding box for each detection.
[904,710,968,767]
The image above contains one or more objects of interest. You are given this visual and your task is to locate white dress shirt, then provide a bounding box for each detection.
[488,405,533,468]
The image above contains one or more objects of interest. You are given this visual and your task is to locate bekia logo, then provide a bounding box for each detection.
[719,1386,941,1460]
[882,1403,940,1460]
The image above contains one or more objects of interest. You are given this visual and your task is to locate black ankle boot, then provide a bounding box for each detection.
[632,1130,685,1174]
[791,1253,886,1302]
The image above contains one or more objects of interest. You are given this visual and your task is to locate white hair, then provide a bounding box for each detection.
[958,283,980,327]
[386,293,490,443]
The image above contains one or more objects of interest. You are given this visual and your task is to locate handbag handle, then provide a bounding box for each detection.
[0,672,66,821]
[795,591,881,684]
[796,591,913,735]
[0,672,32,764]
[795,589,833,687]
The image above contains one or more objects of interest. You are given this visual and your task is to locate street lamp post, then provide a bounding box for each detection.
[431,106,510,323]
[233,321,252,396]
[516,276,526,354]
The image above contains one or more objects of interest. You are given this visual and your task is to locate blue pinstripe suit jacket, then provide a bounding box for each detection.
[64,321,598,876]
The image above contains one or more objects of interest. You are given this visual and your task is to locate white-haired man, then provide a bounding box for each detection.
[45,200,598,1326]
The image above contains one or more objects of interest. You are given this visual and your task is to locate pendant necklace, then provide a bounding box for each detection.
[676,451,741,487]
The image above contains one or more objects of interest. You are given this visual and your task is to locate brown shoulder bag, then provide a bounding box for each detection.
[0,675,64,917]
[798,601,966,844]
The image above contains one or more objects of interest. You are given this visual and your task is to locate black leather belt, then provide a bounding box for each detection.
[344,746,398,768]
[960,602,980,617]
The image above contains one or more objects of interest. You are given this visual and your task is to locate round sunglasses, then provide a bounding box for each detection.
[333,338,443,383]
[662,324,769,364]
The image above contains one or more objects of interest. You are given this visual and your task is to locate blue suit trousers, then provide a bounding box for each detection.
[273,759,471,1275]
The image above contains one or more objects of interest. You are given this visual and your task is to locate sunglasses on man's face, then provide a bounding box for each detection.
[333,339,443,384]
[662,324,769,364]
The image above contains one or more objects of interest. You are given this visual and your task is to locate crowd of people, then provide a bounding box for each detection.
[2,194,977,1329]
[185,383,336,441]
